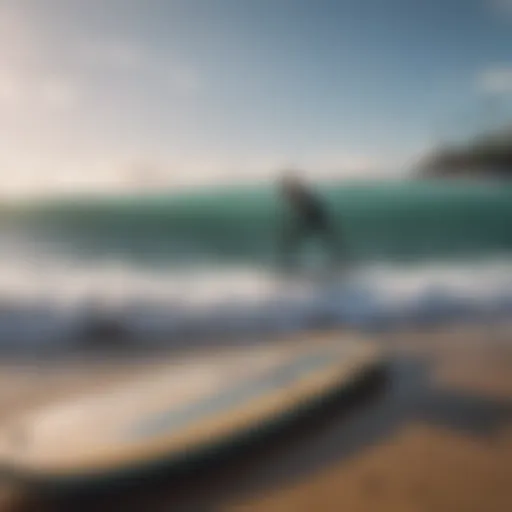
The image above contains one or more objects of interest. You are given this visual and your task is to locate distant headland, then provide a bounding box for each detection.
[417,125,512,179]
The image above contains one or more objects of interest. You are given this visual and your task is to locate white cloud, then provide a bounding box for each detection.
[490,0,512,14]
[477,66,512,95]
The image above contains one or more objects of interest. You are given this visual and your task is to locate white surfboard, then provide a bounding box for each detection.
[0,335,383,488]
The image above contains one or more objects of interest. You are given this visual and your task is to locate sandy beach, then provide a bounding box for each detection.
[0,322,511,512]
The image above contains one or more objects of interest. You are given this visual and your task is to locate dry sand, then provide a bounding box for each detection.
[0,323,511,512]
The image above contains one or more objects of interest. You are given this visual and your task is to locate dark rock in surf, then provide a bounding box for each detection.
[78,301,130,347]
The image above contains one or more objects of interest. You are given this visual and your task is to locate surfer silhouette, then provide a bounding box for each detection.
[277,173,341,271]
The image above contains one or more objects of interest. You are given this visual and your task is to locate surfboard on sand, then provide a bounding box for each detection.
[0,335,384,490]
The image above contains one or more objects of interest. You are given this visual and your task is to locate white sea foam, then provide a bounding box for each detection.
[0,252,511,352]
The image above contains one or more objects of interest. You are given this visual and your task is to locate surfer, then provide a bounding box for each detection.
[277,172,341,271]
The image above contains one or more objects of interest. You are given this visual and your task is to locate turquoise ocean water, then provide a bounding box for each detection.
[0,179,511,351]
[4,179,512,267]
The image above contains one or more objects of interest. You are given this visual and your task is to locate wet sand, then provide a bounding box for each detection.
[0,323,511,511]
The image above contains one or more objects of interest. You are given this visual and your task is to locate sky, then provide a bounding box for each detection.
[0,0,511,197]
